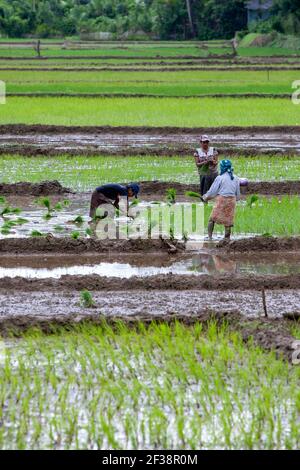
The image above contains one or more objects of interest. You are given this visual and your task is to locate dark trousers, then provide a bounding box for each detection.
[89,191,112,218]
[200,172,218,196]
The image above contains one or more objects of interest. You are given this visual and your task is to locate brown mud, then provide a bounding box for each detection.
[0,271,299,291]
[0,288,299,319]
[0,236,299,255]
[217,236,300,252]
[0,180,72,196]
[138,180,300,196]
[1,125,300,155]
[0,308,298,363]
[5,93,292,99]
[0,237,185,255]
[1,180,299,197]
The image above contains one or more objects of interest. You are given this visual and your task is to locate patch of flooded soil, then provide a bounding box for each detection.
[1,125,300,155]
[0,252,299,278]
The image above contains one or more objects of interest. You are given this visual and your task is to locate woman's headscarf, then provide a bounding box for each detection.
[220,160,234,180]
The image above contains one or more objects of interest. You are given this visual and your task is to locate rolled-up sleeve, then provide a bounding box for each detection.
[203,176,221,200]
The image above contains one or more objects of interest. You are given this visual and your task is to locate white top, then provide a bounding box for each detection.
[195,147,218,159]
[204,173,241,200]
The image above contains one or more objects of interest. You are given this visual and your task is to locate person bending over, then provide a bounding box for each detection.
[89,183,140,219]
[202,160,240,240]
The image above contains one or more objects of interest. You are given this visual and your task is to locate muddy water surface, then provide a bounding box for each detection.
[1,128,300,154]
[0,252,299,279]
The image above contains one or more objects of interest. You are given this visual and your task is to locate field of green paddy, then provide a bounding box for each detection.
[1,69,299,95]
[0,155,299,191]
[0,97,299,126]
[1,322,300,450]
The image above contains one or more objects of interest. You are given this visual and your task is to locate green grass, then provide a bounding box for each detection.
[0,45,207,58]
[0,155,299,192]
[1,69,299,95]
[238,47,300,57]
[0,97,299,126]
[0,321,299,449]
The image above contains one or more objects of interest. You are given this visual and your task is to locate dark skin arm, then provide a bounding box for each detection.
[194,153,208,167]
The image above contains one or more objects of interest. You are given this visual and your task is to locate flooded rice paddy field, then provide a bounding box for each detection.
[1,126,300,155]
[0,192,299,239]
[1,46,300,451]
[0,154,300,192]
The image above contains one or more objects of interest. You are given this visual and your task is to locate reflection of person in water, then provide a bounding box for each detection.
[190,254,237,275]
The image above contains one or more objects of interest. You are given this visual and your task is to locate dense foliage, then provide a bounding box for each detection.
[0,1,299,40]
[0,0,247,39]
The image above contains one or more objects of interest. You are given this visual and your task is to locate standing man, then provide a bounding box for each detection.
[194,135,219,196]
[89,183,140,219]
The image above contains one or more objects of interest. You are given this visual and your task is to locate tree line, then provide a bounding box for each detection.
[0,1,299,40]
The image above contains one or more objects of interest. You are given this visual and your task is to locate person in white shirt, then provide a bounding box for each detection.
[203,160,240,240]
[194,135,219,196]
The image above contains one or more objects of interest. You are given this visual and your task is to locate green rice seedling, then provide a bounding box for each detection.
[247,194,259,208]
[80,290,95,308]
[71,231,80,239]
[166,188,176,205]
[85,228,92,236]
[72,215,84,225]
[14,218,29,225]
[185,191,202,199]
[129,198,140,209]
[31,230,44,237]
[54,202,63,211]
[0,205,21,219]
[2,97,299,127]
[54,225,64,232]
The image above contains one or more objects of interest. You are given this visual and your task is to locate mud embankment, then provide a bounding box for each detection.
[0,180,298,197]
[1,125,300,155]
[5,92,292,99]
[0,309,298,364]
[139,180,300,196]
[0,180,72,196]
[0,237,185,255]
[217,236,300,252]
[0,272,299,292]
[0,236,299,255]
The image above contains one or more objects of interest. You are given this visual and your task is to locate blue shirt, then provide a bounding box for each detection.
[204,173,240,200]
[96,184,128,200]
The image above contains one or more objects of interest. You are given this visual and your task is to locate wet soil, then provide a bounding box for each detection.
[0,288,299,319]
[0,235,299,255]
[0,237,185,255]
[0,180,299,197]
[0,271,299,291]
[138,180,300,196]
[217,236,300,252]
[0,180,72,196]
[1,125,300,155]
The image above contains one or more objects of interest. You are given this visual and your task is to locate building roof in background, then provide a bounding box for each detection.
[246,0,273,11]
